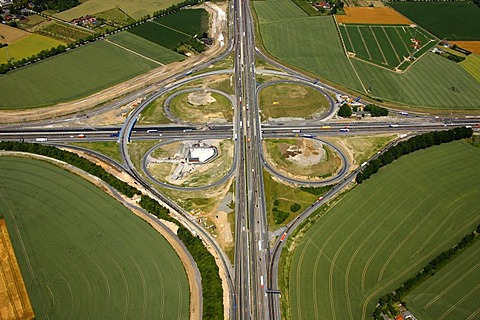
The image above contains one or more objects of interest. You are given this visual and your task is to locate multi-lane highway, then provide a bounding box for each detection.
[2,0,480,318]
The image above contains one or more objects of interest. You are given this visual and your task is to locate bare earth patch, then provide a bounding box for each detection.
[188,91,217,106]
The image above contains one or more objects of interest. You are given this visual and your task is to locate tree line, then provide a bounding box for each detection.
[356,127,473,184]
[138,194,224,320]
[372,223,480,319]
[0,141,224,319]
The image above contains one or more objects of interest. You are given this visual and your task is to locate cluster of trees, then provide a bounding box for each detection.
[0,141,224,319]
[178,37,206,54]
[356,127,473,184]
[373,223,480,319]
[441,50,465,63]
[338,105,352,117]
[138,195,224,320]
[0,141,139,197]
[11,0,79,13]
[364,104,388,117]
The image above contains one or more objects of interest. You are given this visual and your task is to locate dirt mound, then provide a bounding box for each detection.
[188,91,216,106]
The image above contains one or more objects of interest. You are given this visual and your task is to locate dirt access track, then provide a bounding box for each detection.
[0,2,228,124]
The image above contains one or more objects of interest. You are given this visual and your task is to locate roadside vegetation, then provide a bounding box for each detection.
[284,137,480,319]
[169,91,233,123]
[264,138,342,180]
[258,83,330,120]
[69,141,123,163]
[263,169,332,227]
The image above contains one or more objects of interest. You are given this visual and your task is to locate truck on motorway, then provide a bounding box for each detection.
[339,128,350,132]
[280,233,287,241]
[35,138,48,142]
[361,161,368,167]
[109,133,119,137]
[147,129,158,133]
[292,129,301,133]
[78,134,86,138]
[260,276,264,288]
[389,124,399,128]
[399,111,409,116]
[321,126,331,129]
[302,134,313,138]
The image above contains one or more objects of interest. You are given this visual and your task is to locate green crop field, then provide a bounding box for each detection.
[254,0,480,109]
[0,34,65,64]
[404,239,480,319]
[460,54,480,83]
[339,24,434,70]
[128,21,189,50]
[352,53,480,109]
[285,140,480,320]
[55,0,182,21]
[253,0,306,24]
[154,9,209,36]
[0,157,189,319]
[109,32,184,64]
[389,2,480,41]
[0,41,158,109]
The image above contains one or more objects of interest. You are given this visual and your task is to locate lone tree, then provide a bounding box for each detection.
[338,105,352,117]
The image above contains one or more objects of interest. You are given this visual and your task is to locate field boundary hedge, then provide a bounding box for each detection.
[0,141,224,320]
[356,127,473,183]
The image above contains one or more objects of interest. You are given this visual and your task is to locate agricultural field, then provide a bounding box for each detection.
[253,0,306,24]
[94,7,136,28]
[37,21,94,44]
[0,157,189,319]
[0,40,158,109]
[389,2,480,41]
[459,54,480,83]
[351,53,480,109]
[128,22,190,50]
[258,83,330,120]
[55,0,182,21]
[254,0,480,109]
[338,24,435,70]
[108,32,184,64]
[263,138,342,180]
[404,239,480,320]
[0,219,34,320]
[451,41,480,55]
[0,32,65,64]
[285,140,480,320]
[336,7,412,25]
[168,91,233,123]
[0,24,30,43]
[153,9,209,36]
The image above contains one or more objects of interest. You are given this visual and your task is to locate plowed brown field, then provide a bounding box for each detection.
[450,41,480,55]
[336,7,412,25]
[0,219,34,320]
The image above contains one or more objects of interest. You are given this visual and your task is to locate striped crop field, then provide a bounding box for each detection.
[254,0,480,109]
[459,54,480,83]
[0,41,158,109]
[352,53,480,109]
[404,239,480,320]
[285,140,480,320]
[108,32,184,64]
[0,157,189,319]
[338,24,435,70]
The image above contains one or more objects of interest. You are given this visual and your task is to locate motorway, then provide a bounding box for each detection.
[2,0,480,319]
